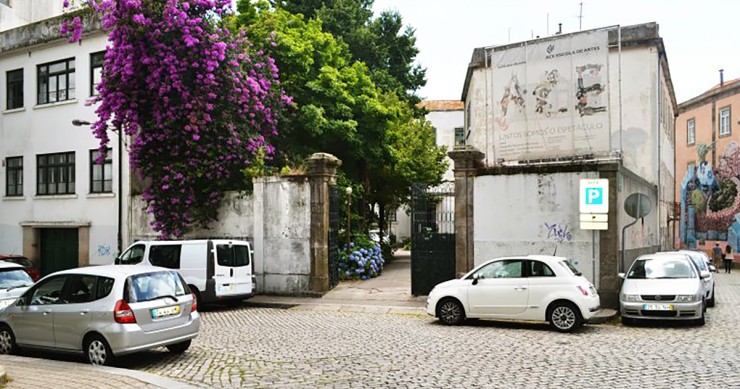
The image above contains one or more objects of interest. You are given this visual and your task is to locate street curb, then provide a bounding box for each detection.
[0,365,7,386]
[588,309,619,324]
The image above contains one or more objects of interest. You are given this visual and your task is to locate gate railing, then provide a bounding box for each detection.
[411,182,456,296]
[328,186,340,288]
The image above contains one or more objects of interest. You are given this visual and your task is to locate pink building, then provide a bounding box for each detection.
[675,73,740,259]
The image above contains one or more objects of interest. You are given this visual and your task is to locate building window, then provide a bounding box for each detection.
[90,51,105,96]
[687,119,695,145]
[37,58,75,105]
[37,152,75,195]
[6,69,23,110]
[5,157,23,196]
[454,127,466,147]
[719,106,731,136]
[90,149,112,193]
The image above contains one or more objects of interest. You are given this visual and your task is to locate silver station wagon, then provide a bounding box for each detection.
[0,265,200,365]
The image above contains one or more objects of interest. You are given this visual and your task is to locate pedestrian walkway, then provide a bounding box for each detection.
[244,249,427,315]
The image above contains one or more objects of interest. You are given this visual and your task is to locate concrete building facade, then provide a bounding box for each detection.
[455,23,677,307]
[0,10,129,275]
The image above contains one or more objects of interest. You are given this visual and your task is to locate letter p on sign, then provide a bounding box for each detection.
[579,179,609,213]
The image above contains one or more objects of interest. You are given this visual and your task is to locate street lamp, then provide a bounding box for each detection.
[73,119,123,254]
[345,186,352,248]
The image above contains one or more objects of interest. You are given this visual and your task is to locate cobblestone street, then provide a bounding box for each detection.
[110,272,740,388]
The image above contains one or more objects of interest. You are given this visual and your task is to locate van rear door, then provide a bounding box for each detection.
[213,242,254,297]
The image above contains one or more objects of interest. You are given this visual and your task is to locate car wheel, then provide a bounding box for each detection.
[0,325,19,355]
[85,334,115,366]
[696,309,706,326]
[166,340,192,354]
[621,315,635,326]
[437,298,465,325]
[548,302,582,333]
[707,287,715,308]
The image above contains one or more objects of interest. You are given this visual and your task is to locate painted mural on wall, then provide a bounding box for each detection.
[491,29,610,162]
[679,141,740,249]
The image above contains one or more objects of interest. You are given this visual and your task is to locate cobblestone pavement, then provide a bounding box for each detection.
[109,272,740,388]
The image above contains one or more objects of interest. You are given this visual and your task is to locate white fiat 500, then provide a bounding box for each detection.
[426,255,600,332]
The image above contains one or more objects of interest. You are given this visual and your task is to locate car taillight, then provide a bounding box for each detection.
[576,285,589,296]
[191,293,198,312]
[114,299,137,324]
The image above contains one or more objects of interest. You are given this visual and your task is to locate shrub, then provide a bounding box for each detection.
[339,235,385,280]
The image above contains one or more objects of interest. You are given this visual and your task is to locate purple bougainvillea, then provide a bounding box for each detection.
[62,0,289,238]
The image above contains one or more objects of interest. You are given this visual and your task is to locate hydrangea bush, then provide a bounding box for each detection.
[339,237,385,281]
[62,0,290,238]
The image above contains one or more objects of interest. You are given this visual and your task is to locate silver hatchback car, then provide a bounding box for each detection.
[0,265,200,365]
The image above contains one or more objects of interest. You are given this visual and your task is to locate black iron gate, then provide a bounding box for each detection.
[411,182,456,296]
[328,186,340,288]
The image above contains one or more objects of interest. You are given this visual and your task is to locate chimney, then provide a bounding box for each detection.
[556,23,562,35]
[720,69,724,87]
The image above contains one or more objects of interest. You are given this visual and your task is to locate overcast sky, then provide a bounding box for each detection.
[371,0,739,103]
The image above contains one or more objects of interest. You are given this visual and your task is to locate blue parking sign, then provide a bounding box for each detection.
[579,179,608,213]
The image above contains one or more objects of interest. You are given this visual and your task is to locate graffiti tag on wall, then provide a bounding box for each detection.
[545,223,572,243]
[97,244,112,256]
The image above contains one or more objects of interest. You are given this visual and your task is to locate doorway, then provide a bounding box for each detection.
[40,228,79,276]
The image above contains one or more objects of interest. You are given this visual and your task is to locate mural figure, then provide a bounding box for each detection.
[532,69,568,117]
[495,73,526,131]
[574,64,607,116]
[680,141,740,250]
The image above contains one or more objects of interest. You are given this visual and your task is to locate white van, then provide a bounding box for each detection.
[115,239,255,306]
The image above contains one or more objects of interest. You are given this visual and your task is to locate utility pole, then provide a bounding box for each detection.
[579,2,583,30]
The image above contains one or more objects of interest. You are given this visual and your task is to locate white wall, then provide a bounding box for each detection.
[427,109,463,182]
[474,172,601,284]
[0,0,68,32]
[0,30,126,265]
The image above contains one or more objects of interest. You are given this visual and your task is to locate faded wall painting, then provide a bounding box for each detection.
[679,141,740,249]
[491,29,610,162]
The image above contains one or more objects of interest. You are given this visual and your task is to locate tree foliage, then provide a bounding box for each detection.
[64,0,289,238]
[234,1,445,231]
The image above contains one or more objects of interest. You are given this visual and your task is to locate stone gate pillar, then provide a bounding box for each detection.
[306,153,342,295]
[448,146,485,277]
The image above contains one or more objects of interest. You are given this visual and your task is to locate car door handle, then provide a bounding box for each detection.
[514,286,527,291]
[42,310,52,315]
[80,309,90,315]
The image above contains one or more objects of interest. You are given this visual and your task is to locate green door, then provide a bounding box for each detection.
[40,228,79,276]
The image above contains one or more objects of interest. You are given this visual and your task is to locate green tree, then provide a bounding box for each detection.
[270,0,426,103]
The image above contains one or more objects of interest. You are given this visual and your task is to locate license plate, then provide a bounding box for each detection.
[151,305,180,318]
[218,284,235,292]
[643,304,673,311]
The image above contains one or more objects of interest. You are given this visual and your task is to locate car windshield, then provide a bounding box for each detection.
[627,257,696,279]
[0,268,35,289]
[127,271,187,303]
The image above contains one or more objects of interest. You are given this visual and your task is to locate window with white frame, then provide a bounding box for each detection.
[37,58,75,104]
[719,107,731,136]
[687,118,695,145]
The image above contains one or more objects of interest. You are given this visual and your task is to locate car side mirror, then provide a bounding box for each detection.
[618,273,626,279]
[15,298,25,307]
[700,270,711,279]
[709,265,717,273]
[472,274,480,285]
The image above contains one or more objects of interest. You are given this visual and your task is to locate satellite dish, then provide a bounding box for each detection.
[624,193,651,219]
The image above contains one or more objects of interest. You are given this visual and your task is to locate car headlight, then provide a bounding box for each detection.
[621,294,640,302]
[675,295,698,302]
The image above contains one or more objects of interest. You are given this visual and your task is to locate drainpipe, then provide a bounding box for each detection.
[117,124,123,254]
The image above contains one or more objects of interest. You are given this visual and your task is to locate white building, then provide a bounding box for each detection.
[0,5,129,275]
[458,23,676,307]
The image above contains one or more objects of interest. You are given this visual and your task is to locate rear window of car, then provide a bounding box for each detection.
[216,244,250,267]
[0,268,34,289]
[559,260,582,276]
[127,271,189,303]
